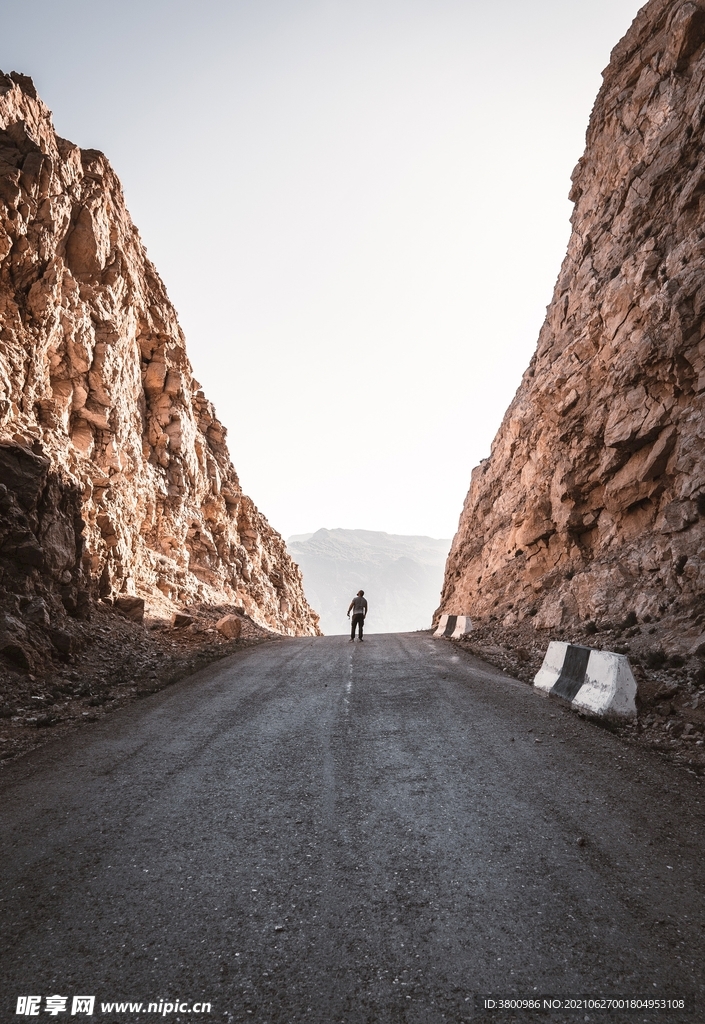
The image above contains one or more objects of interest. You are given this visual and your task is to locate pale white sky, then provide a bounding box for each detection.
[1,0,643,539]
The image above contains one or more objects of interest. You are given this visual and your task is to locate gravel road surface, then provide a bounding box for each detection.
[2,633,704,1023]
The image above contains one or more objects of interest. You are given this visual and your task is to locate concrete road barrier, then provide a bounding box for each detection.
[433,614,472,640]
[534,641,637,719]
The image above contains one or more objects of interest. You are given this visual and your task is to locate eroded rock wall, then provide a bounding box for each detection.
[440,0,705,636]
[0,72,319,637]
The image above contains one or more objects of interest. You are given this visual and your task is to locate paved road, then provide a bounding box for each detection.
[1,633,704,1024]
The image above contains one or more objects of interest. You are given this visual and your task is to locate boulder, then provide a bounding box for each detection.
[22,597,50,626]
[48,628,73,655]
[216,614,242,639]
[114,596,145,623]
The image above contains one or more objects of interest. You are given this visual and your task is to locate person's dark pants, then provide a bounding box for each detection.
[351,613,364,639]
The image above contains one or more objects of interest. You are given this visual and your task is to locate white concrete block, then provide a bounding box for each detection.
[574,649,637,719]
[533,641,570,694]
[433,614,472,639]
[533,641,637,719]
[433,614,449,638]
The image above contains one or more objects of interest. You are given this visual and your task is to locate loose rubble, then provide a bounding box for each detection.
[0,601,279,764]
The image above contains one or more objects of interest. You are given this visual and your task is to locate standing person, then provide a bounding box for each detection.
[347,590,368,641]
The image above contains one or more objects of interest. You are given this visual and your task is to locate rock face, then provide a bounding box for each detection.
[440,0,705,637]
[0,72,319,637]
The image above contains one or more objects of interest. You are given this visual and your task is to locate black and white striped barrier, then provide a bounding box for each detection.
[533,641,637,719]
[433,614,472,639]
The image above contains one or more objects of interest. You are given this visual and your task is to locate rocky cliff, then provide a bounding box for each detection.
[0,70,319,656]
[440,0,705,641]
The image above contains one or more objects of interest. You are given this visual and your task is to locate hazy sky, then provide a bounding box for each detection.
[1,0,643,540]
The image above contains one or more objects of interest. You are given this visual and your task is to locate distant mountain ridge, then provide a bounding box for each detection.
[288,529,450,635]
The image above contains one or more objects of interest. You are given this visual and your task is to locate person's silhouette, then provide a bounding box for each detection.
[347,590,367,641]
